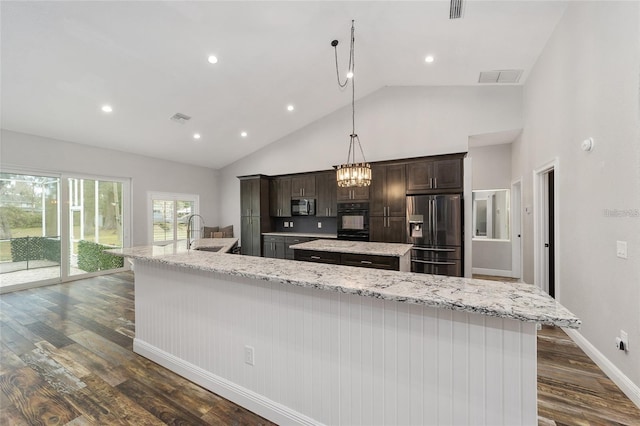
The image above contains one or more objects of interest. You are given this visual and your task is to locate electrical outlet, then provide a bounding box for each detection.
[244,345,255,365]
[621,330,629,351]
[317,222,322,228]
[289,221,294,228]
[616,241,628,259]
[284,221,289,228]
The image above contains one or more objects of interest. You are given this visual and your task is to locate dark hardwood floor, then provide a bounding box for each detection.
[1,272,638,425]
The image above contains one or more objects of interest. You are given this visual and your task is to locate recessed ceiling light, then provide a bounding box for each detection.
[240,131,248,138]
[346,71,354,79]
[207,55,218,64]
[193,133,201,140]
[101,105,113,113]
[425,55,435,64]
[287,105,295,112]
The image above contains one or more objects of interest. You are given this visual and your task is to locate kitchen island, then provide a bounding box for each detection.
[109,244,579,426]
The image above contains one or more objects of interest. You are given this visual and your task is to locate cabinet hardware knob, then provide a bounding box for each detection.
[360,260,372,264]
[311,256,321,260]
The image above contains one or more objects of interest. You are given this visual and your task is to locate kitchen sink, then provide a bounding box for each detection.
[195,246,224,253]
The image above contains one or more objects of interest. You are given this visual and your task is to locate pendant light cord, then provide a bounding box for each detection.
[333,20,366,164]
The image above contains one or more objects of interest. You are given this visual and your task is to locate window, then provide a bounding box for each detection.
[148,192,199,244]
[472,189,510,240]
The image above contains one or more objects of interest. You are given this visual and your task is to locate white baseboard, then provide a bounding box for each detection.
[472,267,513,278]
[133,339,321,426]
[564,329,640,409]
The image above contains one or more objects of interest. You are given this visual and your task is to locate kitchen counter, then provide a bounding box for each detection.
[289,239,412,257]
[110,238,238,259]
[110,244,579,425]
[261,232,337,238]
[109,243,578,327]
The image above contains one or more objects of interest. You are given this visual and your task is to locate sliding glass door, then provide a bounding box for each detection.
[0,172,61,288]
[0,170,129,291]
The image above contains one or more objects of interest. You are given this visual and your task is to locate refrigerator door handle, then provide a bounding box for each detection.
[411,259,457,266]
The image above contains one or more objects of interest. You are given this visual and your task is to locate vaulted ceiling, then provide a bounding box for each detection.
[1,1,567,169]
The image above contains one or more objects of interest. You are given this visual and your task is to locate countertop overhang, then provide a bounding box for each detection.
[262,232,337,239]
[107,244,580,328]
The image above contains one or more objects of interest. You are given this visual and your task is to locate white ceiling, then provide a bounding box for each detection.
[1,1,567,169]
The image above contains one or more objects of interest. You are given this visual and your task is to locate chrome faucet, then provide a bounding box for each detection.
[186,214,205,250]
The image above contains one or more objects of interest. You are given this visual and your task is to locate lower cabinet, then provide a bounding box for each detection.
[284,236,314,259]
[263,235,285,259]
[294,250,401,271]
[241,216,264,257]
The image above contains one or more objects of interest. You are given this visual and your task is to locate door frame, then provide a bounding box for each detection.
[533,158,560,298]
[510,178,523,280]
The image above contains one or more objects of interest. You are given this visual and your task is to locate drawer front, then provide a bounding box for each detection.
[294,250,341,264]
[263,235,285,243]
[341,253,399,271]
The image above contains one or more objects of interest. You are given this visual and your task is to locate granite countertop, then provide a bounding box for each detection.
[290,239,413,257]
[108,238,238,258]
[262,232,337,239]
[108,244,580,328]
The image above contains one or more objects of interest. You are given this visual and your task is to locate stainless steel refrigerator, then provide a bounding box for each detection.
[406,194,463,276]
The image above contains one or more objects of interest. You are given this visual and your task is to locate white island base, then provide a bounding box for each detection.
[133,260,538,426]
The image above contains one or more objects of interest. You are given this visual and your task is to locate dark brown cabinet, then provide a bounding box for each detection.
[293,249,341,265]
[263,235,285,259]
[284,236,315,259]
[239,175,271,256]
[337,185,369,201]
[370,216,406,244]
[291,175,316,198]
[270,177,291,217]
[370,163,406,217]
[316,171,337,217]
[370,163,406,243]
[406,157,463,193]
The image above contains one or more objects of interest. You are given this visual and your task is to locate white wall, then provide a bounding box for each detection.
[469,144,513,274]
[219,86,523,234]
[0,129,220,245]
[515,2,640,391]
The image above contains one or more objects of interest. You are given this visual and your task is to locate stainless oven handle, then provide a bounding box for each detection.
[411,259,456,266]
[411,247,456,252]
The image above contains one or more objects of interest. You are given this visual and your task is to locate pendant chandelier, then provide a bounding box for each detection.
[332,20,372,188]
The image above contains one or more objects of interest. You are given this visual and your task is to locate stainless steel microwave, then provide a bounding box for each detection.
[291,198,315,216]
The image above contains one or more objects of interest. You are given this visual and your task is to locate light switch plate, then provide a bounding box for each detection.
[317,222,322,228]
[617,241,628,259]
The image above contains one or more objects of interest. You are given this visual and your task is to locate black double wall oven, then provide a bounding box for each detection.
[337,202,369,241]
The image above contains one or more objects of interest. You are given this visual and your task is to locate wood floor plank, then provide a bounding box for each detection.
[116,377,212,424]
[69,330,134,366]
[63,373,163,425]
[19,348,87,394]
[0,322,37,356]
[57,343,129,387]
[0,342,27,374]
[0,366,79,425]
[35,341,92,379]
[25,321,76,349]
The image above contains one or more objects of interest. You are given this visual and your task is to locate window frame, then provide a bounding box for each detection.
[147,191,199,245]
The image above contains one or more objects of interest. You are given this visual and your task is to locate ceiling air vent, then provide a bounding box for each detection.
[450,0,464,19]
[478,70,523,84]
[170,112,191,124]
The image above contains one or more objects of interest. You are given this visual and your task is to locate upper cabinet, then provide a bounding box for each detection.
[316,171,337,217]
[406,156,463,194]
[240,176,270,217]
[291,175,316,198]
[370,163,406,217]
[270,177,291,217]
[337,185,370,202]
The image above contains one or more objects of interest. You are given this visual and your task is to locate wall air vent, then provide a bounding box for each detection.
[478,70,523,84]
[170,112,192,124]
[450,0,464,19]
